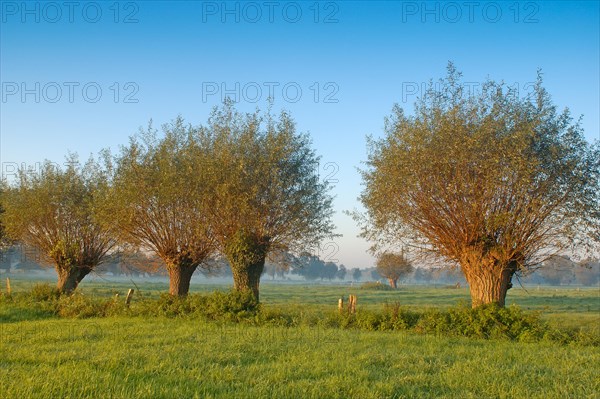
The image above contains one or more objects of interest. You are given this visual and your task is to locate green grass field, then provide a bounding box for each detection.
[1,277,599,398]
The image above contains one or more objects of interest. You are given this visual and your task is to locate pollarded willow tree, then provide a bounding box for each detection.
[0,182,12,251]
[1,157,116,293]
[376,251,414,289]
[101,118,217,296]
[359,64,600,307]
[202,102,336,300]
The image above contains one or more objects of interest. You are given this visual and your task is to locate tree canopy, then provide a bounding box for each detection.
[101,118,217,296]
[376,251,414,288]
[0,182,13,251]
[1,157,116,293]
[359,64,600,307]
[200,102,336,299]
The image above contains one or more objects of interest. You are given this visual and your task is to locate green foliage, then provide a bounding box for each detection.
[28,283,61,302]
[55,292,124,318]
[413,304,549,341]
[5,283,596,346]
[252,306,296,327]
[376,251,414,282]
[202,102,337,298]
[201,290,259,320]
[224,230,270,269]
[203,101,336,256]
[302,302,578,344]
[149,294,189,317]
[0,157,115,291]
[0,182,14,250]
[151,290,259,321]
[102,118,217,283]
[0,285,126,319]
[49,241,81,269]
[384,302,421,330]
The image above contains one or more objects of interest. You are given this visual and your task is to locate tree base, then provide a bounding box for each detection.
[224,230,269,302]
[231,261,265,301]
[168,264,198,297]
[464,264,516,308]
[57,266,92,294]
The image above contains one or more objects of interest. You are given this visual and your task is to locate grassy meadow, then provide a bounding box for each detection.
[1,276,599,398]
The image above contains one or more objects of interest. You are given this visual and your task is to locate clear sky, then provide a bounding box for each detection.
[1,1,599,269]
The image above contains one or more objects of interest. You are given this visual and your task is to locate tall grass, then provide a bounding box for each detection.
[2,283,598,345]
[1,280,598,398]
[1,317,598,398]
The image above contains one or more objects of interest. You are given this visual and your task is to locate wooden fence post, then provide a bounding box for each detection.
[348,294,357,314]
[125,289,134,306]
[6,277,11,296]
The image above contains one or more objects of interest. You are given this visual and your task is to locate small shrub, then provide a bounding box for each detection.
[413,304,550,341]
[57,293,105,318]
[570,329,600,346]
[143,290,259,321]
[153,293,197,318]
[201,290,259,321]
[383,303,419,330]
[0,291,14,303]
[29,283,61,302]
[414,309,452,336]
[355,311,386,331]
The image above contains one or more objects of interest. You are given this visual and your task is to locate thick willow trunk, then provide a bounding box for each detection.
[224,230,270,302]
[168,264,198,297]
[231,258,265,301]
[56,266,92,294]
[463,261,516,308]
[388,278,398,289]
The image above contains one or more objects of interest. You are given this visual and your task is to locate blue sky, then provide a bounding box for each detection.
[1,1,599,268]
